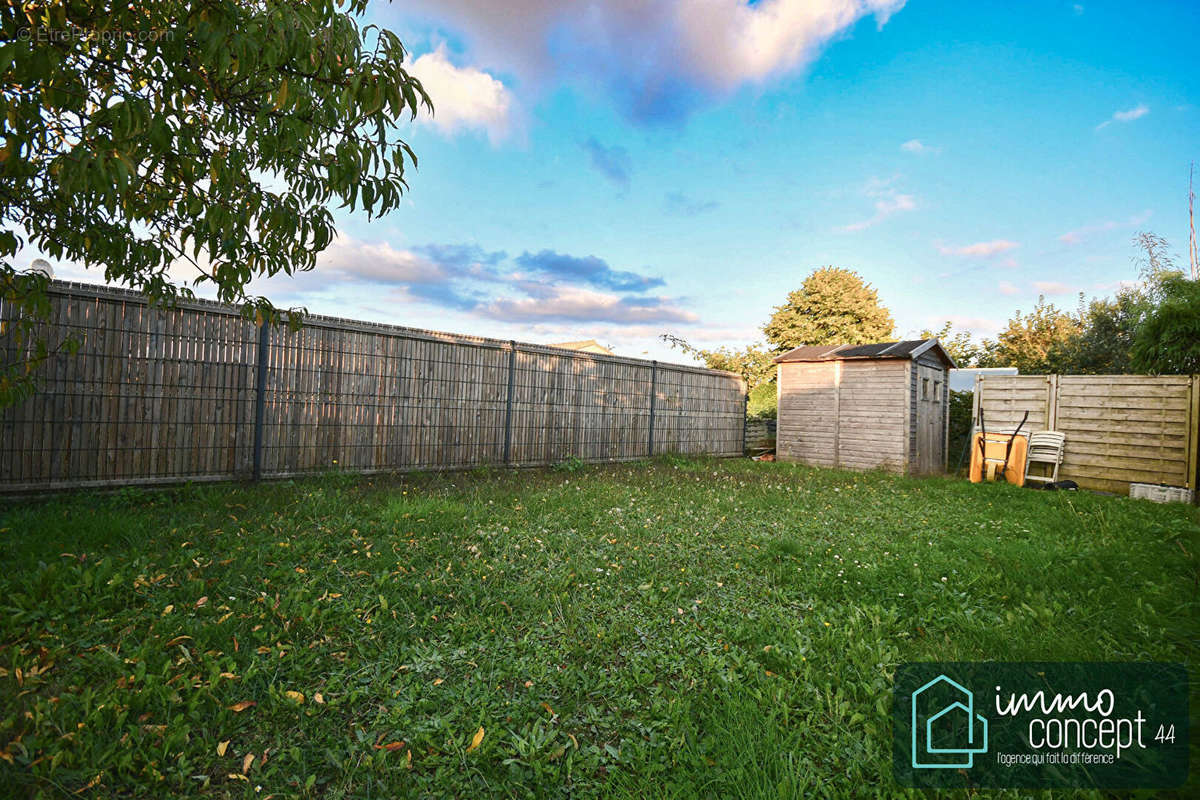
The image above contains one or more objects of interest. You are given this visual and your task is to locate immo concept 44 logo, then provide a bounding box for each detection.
[911,674,988,769]
[893,662,1189,789]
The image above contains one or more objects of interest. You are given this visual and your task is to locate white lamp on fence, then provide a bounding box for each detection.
[30,259,54,278]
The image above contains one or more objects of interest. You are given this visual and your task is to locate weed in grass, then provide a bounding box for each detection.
[551,456,587,473]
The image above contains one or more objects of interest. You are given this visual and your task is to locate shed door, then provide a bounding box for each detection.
[914,365,944,473]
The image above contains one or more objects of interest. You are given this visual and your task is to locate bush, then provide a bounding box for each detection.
[746,379,777,419]
[947,389,974,473]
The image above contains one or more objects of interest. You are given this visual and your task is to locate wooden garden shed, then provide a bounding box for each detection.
[773,339,956,474]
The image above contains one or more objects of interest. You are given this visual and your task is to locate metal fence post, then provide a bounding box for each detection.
[503,340,517,465]
[647,361,658,457]
[251,321,270,481]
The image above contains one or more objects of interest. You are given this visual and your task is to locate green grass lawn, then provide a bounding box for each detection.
[1,457,1197,798]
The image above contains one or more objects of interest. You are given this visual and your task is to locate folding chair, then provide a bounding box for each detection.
[1023,431,1066,486]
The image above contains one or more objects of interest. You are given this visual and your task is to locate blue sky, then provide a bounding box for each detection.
[53,0,1200,361]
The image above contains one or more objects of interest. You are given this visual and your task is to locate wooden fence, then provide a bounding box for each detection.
[0,282,745,492]
[744,418,777,453]
[974,373,1200,495]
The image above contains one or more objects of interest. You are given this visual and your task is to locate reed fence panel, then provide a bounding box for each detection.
[0,282,745,492]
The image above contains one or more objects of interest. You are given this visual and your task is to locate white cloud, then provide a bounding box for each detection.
[937,239,1019,257]
[254,236,699,326]
[1058,210,1152,245]
[1096,103,1149,130]
[1032,280,1075,295]
[408,46,515,143]
[316,238,449,284]
[401,1,907,120]
[480,286,698,324]
[998,281,1021,296]
[836,176,916,232]
[900,139,937,154]
[1094,279,1141,293]
[673,0,906,90]
[1113,105,1149,122]
[1059,223,1113,246]
[943,315,1002,337]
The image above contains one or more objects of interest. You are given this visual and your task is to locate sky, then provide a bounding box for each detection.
[42,0,1200,363]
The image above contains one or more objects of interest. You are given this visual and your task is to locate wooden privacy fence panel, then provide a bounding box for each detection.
[0,283,744,492]
[974,373,1200,495]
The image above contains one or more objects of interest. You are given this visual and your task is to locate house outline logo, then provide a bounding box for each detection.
[911,674,989,769]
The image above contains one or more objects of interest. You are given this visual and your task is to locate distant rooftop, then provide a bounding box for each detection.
[548,339,615,356]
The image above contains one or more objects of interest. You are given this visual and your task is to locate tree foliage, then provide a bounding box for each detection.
[1131,231,1180,292]
[946,388,975,474]
[1131,275,1200,374]
[1051,288,1149,374]
[665,265,897,420]
[919,321,980,367]
[0,1,430,402]
[975,296,1081,373]
[660,334,773,389]
[931,233,1193,376]
[763,267,894,352]
[746,380,777,419]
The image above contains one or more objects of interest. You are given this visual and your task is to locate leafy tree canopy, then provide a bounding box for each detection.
[1131,275,1200,374]
[660,334,774,390]
[1051,287,1149,375]
[975,296,1082,374]
[0,0,430,401]
[940,232,1191,375]
[919,321,981,367]
[763,267,894,352]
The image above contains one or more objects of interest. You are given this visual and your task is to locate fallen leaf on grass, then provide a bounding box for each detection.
[74,773,102,793]
[164,635,192,648]
[285,691,305,704]
[540,702,555,717]
[432,678,444,686]
[217,741,229,757]
[313,693,325,705]
[466,726,485,753]
[196,596,208,607]
[161,605,174,616]
[374,741,405,752]
[242,753,254,774]
[228,701,256,713]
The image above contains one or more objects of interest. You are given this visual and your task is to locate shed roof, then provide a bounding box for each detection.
[772,338,956,368]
